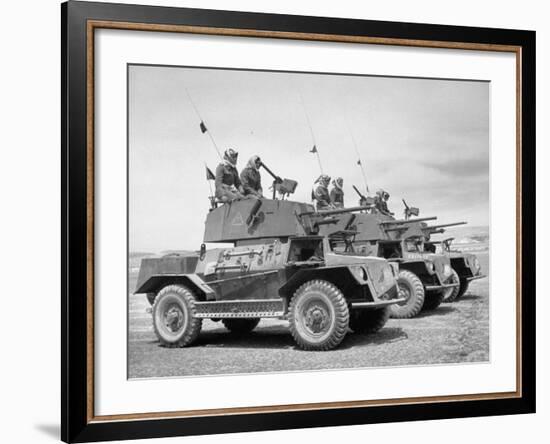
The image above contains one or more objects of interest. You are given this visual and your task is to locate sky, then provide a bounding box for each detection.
[129,65,489,252]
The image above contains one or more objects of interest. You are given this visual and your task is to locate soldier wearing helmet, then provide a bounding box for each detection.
[240,155,263,198]
[312,174,332,210]
[330,177,344,208]
[215,149,245,203]
[374,189,394,216]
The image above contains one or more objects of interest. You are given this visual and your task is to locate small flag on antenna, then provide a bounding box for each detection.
[199,121,208,134]
[357,159,362,165]
[206,166,215,181]
[309,145,317,154]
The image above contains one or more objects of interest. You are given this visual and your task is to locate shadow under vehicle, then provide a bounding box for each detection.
[134,197,403,351]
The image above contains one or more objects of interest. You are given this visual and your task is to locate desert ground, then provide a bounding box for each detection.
[128,253,489,379]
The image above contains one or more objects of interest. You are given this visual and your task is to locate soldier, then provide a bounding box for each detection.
[215,148,245,203]
[312,174,332,210]
[240,155,263,198]
[375,189,394,216]
[329,177,344,208]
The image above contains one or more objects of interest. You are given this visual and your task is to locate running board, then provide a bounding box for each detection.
[193,299,285,318]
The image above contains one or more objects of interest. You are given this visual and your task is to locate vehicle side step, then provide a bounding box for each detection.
[193,299,285,318]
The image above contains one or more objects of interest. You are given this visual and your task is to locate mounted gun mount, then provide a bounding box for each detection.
[135,198,403,351]
[353,185,376,208]
[402,199,420,220]
[259,161,298,199]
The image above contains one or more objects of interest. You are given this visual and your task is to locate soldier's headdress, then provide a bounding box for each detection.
[224,148,239,165]
[332,177,343,188]
[315,174,331,187]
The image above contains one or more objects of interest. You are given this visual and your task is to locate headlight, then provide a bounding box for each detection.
[426,261,435,273]
[350,265,368,282]
[473,257,481,272]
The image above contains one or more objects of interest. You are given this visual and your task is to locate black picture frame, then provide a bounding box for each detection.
[61,1,536,442]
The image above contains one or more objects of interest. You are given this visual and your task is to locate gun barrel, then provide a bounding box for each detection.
[379,216,437,225]
[424,221,467,230]
[352,185,366,199]
[300,205,367,217]
[259,162,282,182]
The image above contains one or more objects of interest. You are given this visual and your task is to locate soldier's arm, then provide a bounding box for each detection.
[240,169,254,194]
[314,187,330,206]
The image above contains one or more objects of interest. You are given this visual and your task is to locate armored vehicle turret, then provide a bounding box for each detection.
[135,197,403,351]
[315,211,457,318]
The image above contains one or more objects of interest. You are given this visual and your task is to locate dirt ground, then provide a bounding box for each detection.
[128,253,489,379]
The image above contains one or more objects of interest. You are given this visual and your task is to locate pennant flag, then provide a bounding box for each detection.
[309,145,317,154]
[357,159,362,165]
[199,121,208,134]
[206,166,215,181]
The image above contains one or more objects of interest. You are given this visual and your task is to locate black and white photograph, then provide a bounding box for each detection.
[128,65,489,379]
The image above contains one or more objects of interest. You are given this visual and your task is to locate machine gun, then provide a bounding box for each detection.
[422,221,467,235]
[352,185,375,208]
[259,162,298,200]
[402,199,420,220]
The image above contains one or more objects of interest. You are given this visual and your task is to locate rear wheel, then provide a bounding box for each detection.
[152,284,202,347]
[222,318,260,334]
[349,307,391,334]
[389,270,425,319]
[288,280,349,351]
[442,268,460,303]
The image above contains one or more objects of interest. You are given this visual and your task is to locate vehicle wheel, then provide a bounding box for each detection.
[349,307,391,334]
[389,270,425,319]
[288,280,349,351]
[455,279,470,300]
[222,318,260,334]
[152,284,202,347]
[442,268,460,303]
[422,291,445,311]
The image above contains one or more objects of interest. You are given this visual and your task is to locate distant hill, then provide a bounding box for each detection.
[432,225,489,252]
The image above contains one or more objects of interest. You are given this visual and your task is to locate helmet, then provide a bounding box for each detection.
[333,177,343,187]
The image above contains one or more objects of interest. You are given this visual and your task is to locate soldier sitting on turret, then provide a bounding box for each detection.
[329,177,344,208]
[240,155,263,198]
[312,174,332,210]
[374,189,394,216]
[215,148,246,203]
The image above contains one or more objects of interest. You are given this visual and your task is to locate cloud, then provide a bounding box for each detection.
[421,156,489,178]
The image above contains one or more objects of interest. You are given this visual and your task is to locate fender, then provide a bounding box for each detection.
[135,273,215,301]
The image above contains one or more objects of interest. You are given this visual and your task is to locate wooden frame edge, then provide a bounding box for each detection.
[81,15,528,428]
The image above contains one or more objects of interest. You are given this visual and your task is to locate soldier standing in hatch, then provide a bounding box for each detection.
[215,148,245,203]
[312,174,333,210]
[330,177,344,208]
[240,155,263,198]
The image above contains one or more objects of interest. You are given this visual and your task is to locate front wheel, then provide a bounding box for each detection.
[288,280,349,351]
[455,278,470,300]
[442,268,460,303]
[152,284,202,347]
[389,270,425,319]
[349,307,391,334]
